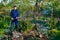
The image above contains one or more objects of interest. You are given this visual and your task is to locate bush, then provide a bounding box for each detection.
[0,16,11,29]
[18,20,32,32]
[48,29,60,40]
[56,21,60,30]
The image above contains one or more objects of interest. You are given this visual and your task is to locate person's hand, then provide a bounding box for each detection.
[11,18,14,20]
[16,17,19,19]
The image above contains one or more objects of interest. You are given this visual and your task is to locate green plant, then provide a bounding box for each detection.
[48,29,60,40]
[18,20,32,32]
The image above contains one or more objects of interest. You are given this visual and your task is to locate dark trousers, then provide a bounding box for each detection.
[11,19,18,31]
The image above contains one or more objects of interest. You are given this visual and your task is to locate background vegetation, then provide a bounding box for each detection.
[0,0,60,40]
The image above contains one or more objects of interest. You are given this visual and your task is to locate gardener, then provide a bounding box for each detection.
[10,5,19,32]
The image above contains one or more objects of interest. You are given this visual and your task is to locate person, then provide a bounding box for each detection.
[10,5,19,32]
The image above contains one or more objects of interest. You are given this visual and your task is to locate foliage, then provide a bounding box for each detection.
[18,20,32,31]
[0,0,60,40]
[56,21,60,30]
[48,29,60,40]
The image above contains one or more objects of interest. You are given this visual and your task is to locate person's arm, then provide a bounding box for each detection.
[17,10,19,17]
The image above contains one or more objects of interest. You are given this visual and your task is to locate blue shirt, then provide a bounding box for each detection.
[10,9,19,18]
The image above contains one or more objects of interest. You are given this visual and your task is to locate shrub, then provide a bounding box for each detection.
[18,20,32,32]
[48,29,60,40]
